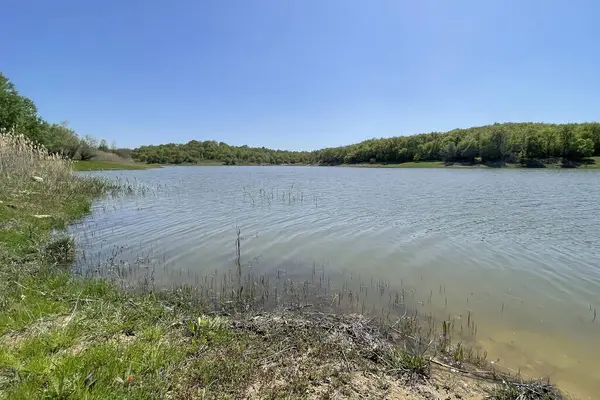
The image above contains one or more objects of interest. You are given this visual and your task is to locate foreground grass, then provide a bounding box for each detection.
[72,161,161,171]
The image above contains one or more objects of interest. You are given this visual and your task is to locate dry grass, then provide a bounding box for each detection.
[0,132,74,190]
[0,131,122,201]
[92,150,131,162]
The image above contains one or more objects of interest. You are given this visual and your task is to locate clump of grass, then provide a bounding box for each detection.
[486,380,564,400]
[186,315,230,345]
[384,348,430,379]
[43,234,75,265]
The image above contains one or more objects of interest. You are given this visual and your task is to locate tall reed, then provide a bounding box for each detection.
[0,130,133,201]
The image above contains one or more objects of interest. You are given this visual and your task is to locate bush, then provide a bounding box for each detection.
[77,135,98,161]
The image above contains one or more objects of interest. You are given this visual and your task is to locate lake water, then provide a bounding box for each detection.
[71,166,600,398]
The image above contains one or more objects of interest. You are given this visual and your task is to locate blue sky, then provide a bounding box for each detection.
[1,1,598,150]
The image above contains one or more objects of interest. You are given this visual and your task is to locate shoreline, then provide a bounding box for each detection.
[337,157,600,169]
[75,157,600,171]
[72,160,162,171]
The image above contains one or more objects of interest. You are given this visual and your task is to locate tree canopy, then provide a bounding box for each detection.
[132,122,600,166]
[0,73,85,157]
[132,140,313,165]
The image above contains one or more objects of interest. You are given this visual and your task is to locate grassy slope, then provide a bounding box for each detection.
[72,161,161,171]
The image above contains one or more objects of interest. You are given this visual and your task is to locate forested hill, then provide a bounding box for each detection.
[132,141,313,165]
[132,122,600,166]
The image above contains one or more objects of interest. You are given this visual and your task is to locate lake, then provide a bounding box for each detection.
[71,166,600,398]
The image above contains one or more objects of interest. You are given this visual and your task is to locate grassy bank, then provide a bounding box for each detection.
[0,134,565,399]
[72,160,161,171]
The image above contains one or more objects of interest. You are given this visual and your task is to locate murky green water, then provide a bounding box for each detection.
[71,166,600,398]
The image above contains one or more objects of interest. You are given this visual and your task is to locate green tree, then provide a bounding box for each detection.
[480,128,508,162]
[573,138,594,160]
[440,142,457,161]
[457,136,478,161]
[0,73,44,142]
[98,139,109,152]
[1,73,82,157]
[580,123,600,155]
[78,135,98,161]
[541,128,557,160]
[560,125,576,159]
[44,122,81,157]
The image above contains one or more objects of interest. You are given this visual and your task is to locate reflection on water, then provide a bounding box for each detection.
[70,166,600,398]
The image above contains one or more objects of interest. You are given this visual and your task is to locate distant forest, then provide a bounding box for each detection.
[132,122,600,166]
[2,72,599,167]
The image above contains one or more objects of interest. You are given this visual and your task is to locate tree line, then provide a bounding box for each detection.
[133,122,600,166]
[3,72,599,167]
[132,141,313,165]
[314,122,600,166]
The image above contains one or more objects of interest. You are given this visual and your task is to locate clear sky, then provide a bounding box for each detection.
[1,1,598,150]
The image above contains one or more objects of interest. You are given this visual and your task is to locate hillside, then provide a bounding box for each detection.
[131,122,600,167]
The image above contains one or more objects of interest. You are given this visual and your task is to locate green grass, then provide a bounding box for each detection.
[0,186,204,398]
[72,161,161,171]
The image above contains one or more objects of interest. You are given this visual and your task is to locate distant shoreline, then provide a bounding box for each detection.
[73,157,600,171]
[336,157,600,169]
[72,160,162,171]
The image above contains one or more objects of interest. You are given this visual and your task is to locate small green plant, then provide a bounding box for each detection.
[453,342,464,365]
[385,347,430,379]
[186,315,230,345]
[44,234,75,264]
